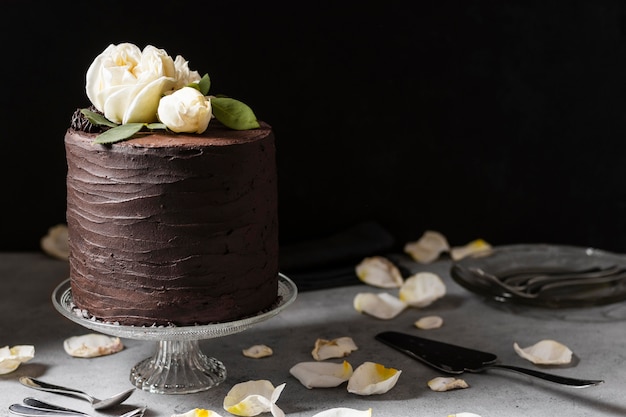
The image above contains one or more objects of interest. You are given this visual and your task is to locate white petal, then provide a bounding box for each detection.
[513,340,573,365]
[347,361,401,395]
[243,345,273,358]
[170,409,224,417]
[414,315,444,329]
[447,413,482,417]
[353,293,407,320]
[63,334,123,358]
[312,337,358,360]
[427,376,469,391]
[40,224,69,260]
[403,230,450,264]
[0,345,35,375]
[399,272,446,308]
[450,239,492,261]
[355,256,403,288]
[290,361,353,388]
[311,408,372,417]
[223,380,285,417]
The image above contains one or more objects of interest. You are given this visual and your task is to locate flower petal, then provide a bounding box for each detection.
[415,315,444,329]
[399,272,446,308]
[0,345,35,375]
[403,230,450,264]
[312,337,358,361]
[63,334,123,358]
[242,345,273,359]
[353,293,407,320]
[311,408,372,417]
[171,409,224,417]
[427,376,469,391]
[347,361,401,395]
[450,239,492,261]
[223,380,285,417]
[513,340,573,365]
[290,361,353,388]
[355,256,403,288]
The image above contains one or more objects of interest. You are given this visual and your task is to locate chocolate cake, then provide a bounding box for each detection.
[65,121,279,326]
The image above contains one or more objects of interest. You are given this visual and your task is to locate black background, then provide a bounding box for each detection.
[4,0,626,254]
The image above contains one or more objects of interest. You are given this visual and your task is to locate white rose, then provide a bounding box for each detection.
[157,87,212,133]
[173,55,201,90]
[85,43,177,124]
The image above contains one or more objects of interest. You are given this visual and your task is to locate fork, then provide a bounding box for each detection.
[9,398,146,417]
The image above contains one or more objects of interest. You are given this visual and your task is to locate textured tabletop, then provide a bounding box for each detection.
[1,252,625,417]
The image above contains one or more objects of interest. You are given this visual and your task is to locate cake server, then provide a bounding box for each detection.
[19,377,135,410]
[375,331,604,388]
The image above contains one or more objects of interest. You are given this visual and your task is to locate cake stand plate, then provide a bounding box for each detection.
[52,274,297,395]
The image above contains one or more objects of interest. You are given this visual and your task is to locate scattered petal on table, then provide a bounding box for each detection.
[171,409,224,417]
[450,239,492,261]
[448,413,482,417]
[399,272,446,308]
[289,361,353,388]
[355,256,404,288]
[311,408,372,417]
[0,345,34,374]
[312,337,358,360]
[404,230,450,264]
[40,224,69,260]
[243,344,273,358]
[223,380,285,417]
[347,361,401,395]
[513,340,573,365]
[63,333,123,358]
[427,376,469,391]
[353,292,407,320]
[415,315,444,329]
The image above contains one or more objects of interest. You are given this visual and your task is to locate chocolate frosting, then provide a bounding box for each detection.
[65,121,278,326]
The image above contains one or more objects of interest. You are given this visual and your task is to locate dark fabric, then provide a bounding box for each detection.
[279,222,395,291]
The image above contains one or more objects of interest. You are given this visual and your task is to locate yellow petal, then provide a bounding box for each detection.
[513,340,573,365]
[312,337,358,361]
[289,361,353,388]
[399,272,446,308]
[450,239,492,261]
[223,380,285,417]
[171,409,224,417]
[355,256,403,288]
[346,361,401,395]
[353,293,407,320]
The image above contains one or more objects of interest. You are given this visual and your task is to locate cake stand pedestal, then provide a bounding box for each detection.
[52,275,297,395]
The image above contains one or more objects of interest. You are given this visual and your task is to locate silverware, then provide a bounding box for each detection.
[19,377,135,410]
[9,398,146,417]
[375,331,604,388]
[467,266,626,298]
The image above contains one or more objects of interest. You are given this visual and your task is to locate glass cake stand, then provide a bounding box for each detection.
[52,274,297,395]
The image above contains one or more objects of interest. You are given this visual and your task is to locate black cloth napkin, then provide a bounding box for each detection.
[279,221,396,291]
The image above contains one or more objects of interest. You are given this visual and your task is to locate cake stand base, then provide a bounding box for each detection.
[52,275,297,395]
[130,340,226,394]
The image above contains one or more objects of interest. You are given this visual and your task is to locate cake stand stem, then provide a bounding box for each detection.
[130,340,226,394]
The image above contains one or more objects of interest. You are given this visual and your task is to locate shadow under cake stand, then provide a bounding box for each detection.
[52,274,297,395]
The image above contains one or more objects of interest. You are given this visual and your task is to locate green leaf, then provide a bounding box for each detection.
[211,97,260,130]
[92,123,145,144]
[198,73,211,95]
[146,122,166,130]
[81,109,118,128]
